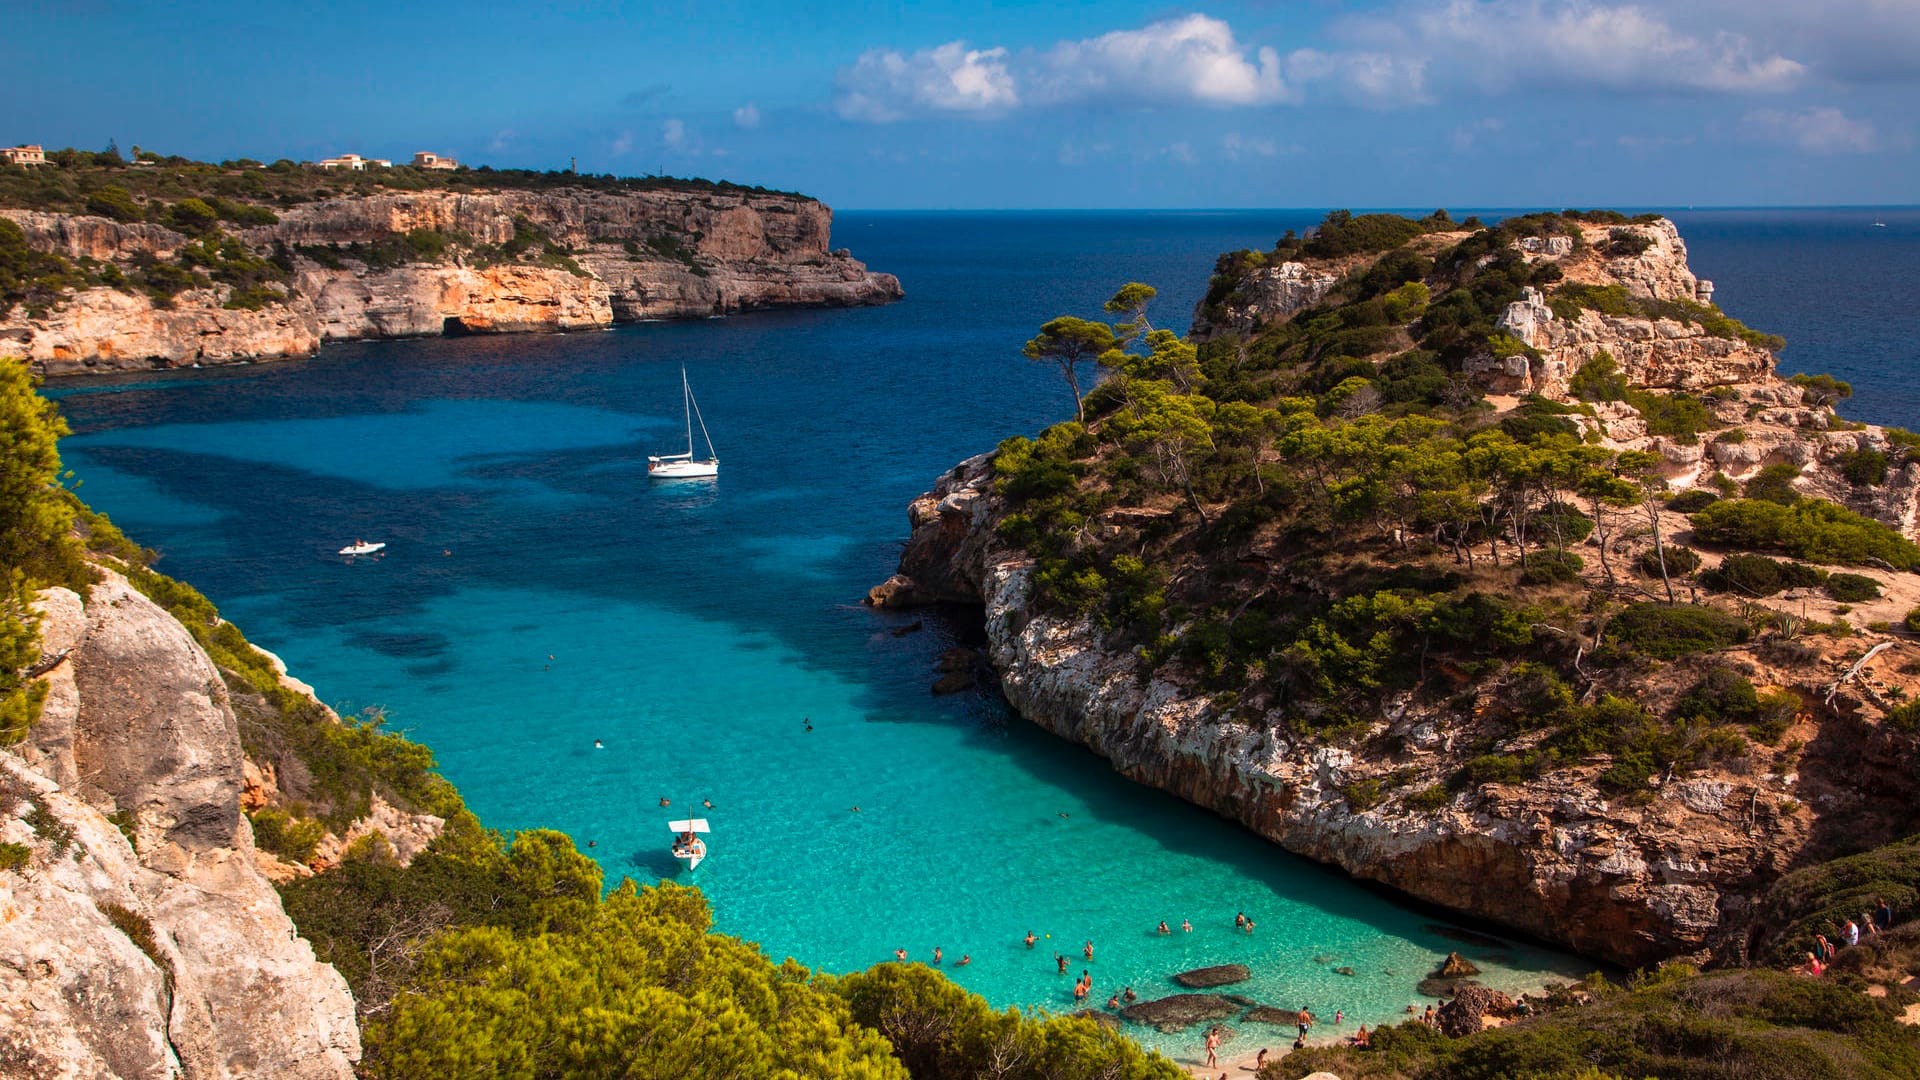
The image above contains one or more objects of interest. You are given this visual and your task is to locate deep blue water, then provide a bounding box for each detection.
[44,208,1918,1064]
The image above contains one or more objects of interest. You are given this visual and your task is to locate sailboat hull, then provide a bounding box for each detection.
[649,460,719,479]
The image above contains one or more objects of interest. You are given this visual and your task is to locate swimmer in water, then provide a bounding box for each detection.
[957,954,971,966]
[932,947,943,964]
[1084,940,1094,961]
[1157,920,1170,934]
[703,799,713,809]
[849,806,861,813]
[594,740,604,749]
[1107,993,1120,1009]
[1123,986,1137,1002]
[894,948,907,962]
[1024,931,1037,949]
[804,718,813,732]
[1181,918,1193,932]
[659,797,670,807]
[1056,954,1068,974]
[587,840,596,848]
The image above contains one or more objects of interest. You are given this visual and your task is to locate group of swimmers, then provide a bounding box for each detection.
[893,946,971,967]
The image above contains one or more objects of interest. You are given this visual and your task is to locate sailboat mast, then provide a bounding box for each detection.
[682,367,694,457]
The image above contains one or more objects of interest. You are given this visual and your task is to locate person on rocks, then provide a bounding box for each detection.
[1844,918,1861,947]
[1876,896,1894,932]
[1804,951,1826,977]
[1865,909,1882,938]
[1814,933,1833,963]
[1422,1004,1435,1026]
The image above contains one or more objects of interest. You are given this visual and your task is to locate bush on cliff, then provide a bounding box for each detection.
[0,357,86,743]
[1264,969,1920,1080]
[1691,498,1920,569]
[1608,603,1749,660]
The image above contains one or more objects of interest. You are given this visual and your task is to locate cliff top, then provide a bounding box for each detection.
[889,209,1920,971]
[0,147,806,222]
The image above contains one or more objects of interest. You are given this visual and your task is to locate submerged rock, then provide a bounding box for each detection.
[1119,993,1239,1033]
[1174,963,1251,988]
[1241,1006,1297,1025]
[1435,951,1481,978]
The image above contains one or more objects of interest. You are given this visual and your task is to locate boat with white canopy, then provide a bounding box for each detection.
[648,368,719,479]
[668,817,710,869]
[339,540,385,556]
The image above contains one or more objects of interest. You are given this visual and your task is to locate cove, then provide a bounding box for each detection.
[50,208,1912,1057]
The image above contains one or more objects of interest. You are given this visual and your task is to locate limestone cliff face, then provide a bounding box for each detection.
[3,188,902,375]
[879,220,1920,969]
[1,571,359,1077]
[876,460,1887,969]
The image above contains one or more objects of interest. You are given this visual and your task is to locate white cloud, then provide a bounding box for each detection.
[661,118,686,147]
[1741,106,1880,153]
[1324,0,1805,100]
[485,129,515,153]
[733,103,761,130]
[1028,15,1293,107]
[835,42,1017,122]
[1221,132,1281,159]
[610,129,634,156]
[1162,141,1196,164]
[835,15,1292,121]
[1284,48,1429,107]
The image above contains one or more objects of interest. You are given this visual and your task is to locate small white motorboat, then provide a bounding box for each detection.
[648,367,719,479]
[339,540,386,556]
[668,817,710,869]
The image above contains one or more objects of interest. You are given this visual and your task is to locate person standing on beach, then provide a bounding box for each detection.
[1296,1007,1312,1039]
[1204,1027,1219,1067]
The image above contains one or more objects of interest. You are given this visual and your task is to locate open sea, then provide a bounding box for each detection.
[45,207,1918,1062]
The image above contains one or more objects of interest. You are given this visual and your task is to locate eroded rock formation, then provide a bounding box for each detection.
[3,188,901,374]
[1,571,360,1077]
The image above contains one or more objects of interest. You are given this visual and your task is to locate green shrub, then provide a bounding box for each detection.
[1701,553,1824,597]
[1826,573,1882,603]
[1885,701,1920,732]
[0,841,27,871]
[1343,779,1385,811]
[1791,372,1854,407]
[1691,498,1920,569]
[84,185,143,222]
[249,807,326,863]
[1404,784,1452,811]
[1751,691,1801,744]
[1607,228,1653,257]
[1714,427,1749,444]
[1303,210,1425,258]
[1569,352,1630,402]
[1520,548,1584,585]
[1673,667,1760,724]
[1666,489,1720,513]
[1611,603,1750,659]
[1629,389,1714,442]
[1745,463,1804,505]
[1639,545,1702,578]
[99,901,165,969]
[1839,447,1890,487]
[1908,607,1920,633]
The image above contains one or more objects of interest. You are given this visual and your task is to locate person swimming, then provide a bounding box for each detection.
[703,798,713,809]
[1024,931,1037,948]
[1157,920,1170,934]
[659,797,670,807]
[593,739,604,749]
[1106,994,1120,1009]
[1181,918,1192,932]
[957,954,971,966]
[1235,912,1246,929]
[1123,986,1136,1002]
[932,946,943,964]
[1083,940,1094,961]
[894,948,907,962]
[1056,954,1068,974]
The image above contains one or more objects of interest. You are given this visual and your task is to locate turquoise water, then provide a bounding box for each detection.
[51,209,1913,1060]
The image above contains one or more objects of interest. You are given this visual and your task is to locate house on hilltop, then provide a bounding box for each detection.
[317,153,390,170]
[411,151,458,170]
[1,145,47,166]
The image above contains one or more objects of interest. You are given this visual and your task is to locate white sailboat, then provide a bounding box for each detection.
[648,368,719,479]
[668,817,710,869]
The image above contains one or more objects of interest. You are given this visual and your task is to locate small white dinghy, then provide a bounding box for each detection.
[668,818,710,870]
[339,540,386,556]
[648,367,719,479]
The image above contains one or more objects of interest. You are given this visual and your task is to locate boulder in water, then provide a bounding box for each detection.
[1435,951,1481,978]
[1173,963,1251,988]
[1119,993,1239,1033]
[1241,1005,1296,1025]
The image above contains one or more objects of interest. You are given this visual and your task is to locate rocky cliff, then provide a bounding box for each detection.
[875,215,1920,969]
[1,570,362,1077]
[3,188,901,375]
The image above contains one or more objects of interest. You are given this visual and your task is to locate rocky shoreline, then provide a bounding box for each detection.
[3,188,902,375]
[871,216,1920,970]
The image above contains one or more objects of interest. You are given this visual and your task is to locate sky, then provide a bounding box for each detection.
[6,0,1919,209]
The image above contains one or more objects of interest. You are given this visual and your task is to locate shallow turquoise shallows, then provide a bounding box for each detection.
[48,208,1917,1060]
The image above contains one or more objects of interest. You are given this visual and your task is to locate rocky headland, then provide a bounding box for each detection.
[2,186,900,374]
[874,212,1920,971]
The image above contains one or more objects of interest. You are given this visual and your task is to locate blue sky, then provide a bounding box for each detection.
[7,1,1919,208]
